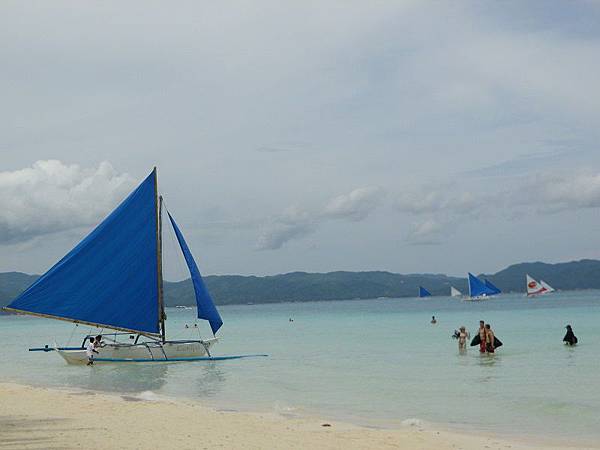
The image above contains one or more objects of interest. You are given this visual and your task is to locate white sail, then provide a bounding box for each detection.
[526,274,546,296]
[540,280,555,293]
[450,286,462,297]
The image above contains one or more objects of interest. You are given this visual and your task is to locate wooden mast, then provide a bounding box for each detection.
[154,167,166,343]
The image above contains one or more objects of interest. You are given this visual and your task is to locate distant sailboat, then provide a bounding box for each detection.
[3,168,227,364]
[484,279,502,295]
[540,280,555,293]
[526,274,547,296]
[526,275,555,296]
[419,286,432,298]
[465,273,497,301]
[450,286,462,297]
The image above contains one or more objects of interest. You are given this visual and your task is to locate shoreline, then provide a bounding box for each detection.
[1,382,597,450]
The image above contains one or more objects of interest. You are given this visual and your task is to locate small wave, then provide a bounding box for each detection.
[136,390,162,401]
[273,402,300,418]
[401,418,423,427]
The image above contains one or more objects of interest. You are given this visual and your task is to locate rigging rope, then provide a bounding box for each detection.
[66,324,78,346]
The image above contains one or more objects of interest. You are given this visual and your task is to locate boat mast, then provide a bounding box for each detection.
[154,168,166,343]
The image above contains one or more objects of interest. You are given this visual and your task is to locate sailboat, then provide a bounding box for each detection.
[484,279,501,295]
[464,272,497,301]
[450,286,462,297]
[419,286,432,298]
[526,274,554,296]
[540,280,555,293]
[3,168,229,364]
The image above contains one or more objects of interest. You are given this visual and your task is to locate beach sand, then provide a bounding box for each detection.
[0,382,595,450]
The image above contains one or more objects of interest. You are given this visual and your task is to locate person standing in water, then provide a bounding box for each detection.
[485,323,495,353]
[86,337,98,365]
[478,320,486,353]
[563,325,578,346]
[431,316,437,324]
[458,326,470,351]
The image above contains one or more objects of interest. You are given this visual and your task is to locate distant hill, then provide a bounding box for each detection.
[165,271,467,306]
[1,259,599,308]
[481,259,600,293]
[0,272,39,307]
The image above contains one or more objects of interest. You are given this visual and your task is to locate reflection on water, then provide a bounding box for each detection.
[63,363,169,393]
[62,361,229,397]
[191,362,227,398]
[477,354,500,366]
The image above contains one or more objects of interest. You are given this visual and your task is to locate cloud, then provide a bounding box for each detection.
[405,218,448,246]
[257,186,384,250]
[256,221,316,251]
[395,186,478,245]
[396,169,600,244]
[256,206,316,250]
[518,172,600,214]
[395,187,480,216]
[0,160,136,244]
[323,186,384,221]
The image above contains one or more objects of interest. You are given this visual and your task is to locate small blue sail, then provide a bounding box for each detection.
[484,279,501,295]
[167,212,223,335]
[468,273,496,297]
[419,286,432,297]
[5,171,160,334]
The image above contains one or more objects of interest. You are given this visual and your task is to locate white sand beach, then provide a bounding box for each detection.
[0,382,595,450]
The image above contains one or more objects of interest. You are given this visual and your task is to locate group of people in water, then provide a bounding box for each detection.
[446,320,578,354]
[450,320,499,353]
[85,334,104,365]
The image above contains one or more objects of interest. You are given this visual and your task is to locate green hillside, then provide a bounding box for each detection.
[1,259,599,308]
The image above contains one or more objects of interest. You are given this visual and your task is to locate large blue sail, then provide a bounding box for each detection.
[167,212,223,335]
[484,279,501,295]
[468,273,495,297]
[5,171,160,335]
[419,286,432,297]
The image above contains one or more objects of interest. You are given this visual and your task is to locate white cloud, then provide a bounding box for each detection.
[323,186,384,221]
[396,170,600,244]
[518,172,600,214]
[394,187,474,245]
[395,187,480,216]
[405,218,450,246]
[256,221,316,251]
[256,206,315,250]
[0,160,136,244]
[258,187,384,250]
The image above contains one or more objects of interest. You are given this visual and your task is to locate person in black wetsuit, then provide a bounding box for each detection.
[563,325,578,346]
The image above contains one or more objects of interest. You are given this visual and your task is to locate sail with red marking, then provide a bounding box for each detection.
[526,274,546,296]
[540,280,555,293]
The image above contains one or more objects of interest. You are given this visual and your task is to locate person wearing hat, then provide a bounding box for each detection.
[563,325,578,346]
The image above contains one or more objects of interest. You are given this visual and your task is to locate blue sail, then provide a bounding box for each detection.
[419,286,432,297]
[167,212,223,335]
[484,279,501,295]
[5,171,160,334]
[468,273,496,297]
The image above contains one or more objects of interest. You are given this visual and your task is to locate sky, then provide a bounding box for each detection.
[2,1,600,280]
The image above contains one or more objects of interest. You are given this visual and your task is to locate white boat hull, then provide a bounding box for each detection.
[463,295,493,302]
[57,339,218,364]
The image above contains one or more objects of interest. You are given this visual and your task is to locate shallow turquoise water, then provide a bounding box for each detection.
[1,291,599,441]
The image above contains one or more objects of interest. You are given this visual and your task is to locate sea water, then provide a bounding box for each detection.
[1,291,599,443]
